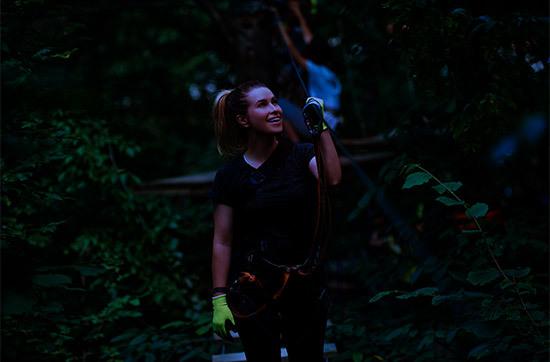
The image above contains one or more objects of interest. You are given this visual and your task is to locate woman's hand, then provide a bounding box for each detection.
[212,294,235,338]
[304,97,342,185]
[303,97,328,137]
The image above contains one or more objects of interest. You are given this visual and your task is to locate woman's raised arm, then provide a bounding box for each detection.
[309,130,342,186]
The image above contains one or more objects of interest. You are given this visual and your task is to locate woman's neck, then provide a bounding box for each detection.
[245,132,278,163]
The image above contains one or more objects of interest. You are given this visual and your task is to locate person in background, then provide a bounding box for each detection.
[210,80,341,361]
[273,1,343,141]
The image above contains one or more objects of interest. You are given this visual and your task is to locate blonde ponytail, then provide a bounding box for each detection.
[212,81,265,156]
[212,90,233,155]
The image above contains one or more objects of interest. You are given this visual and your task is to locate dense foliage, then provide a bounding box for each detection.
[2,0,548,361]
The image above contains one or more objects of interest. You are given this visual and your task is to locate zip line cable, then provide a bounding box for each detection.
[276,19,421,250]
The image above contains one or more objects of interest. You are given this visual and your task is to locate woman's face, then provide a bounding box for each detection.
[241,87,283,134]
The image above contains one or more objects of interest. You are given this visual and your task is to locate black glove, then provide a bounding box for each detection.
[303,97,328,137]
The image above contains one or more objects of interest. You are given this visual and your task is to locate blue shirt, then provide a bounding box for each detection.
[306,60,342,111]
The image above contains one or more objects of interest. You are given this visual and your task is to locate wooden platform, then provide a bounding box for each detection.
[212,343,337,362]
[212,343,337,361]
[212,321,337,362]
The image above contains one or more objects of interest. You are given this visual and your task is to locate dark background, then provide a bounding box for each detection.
[2,0,548,360]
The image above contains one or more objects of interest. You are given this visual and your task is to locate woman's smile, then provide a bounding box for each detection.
[244,87,284,133]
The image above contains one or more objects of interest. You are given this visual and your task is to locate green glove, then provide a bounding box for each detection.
[303,96,328,137]
[212,294,235,338]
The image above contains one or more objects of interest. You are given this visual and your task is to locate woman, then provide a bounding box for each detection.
[210,80,341,361]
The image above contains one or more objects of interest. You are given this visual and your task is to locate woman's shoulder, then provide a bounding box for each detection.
[215,154,245,179]
[211,155,245,203]
[294,141,314,151]
[277,138,315,168]
[293,141,315,160]
[279,137,313,154]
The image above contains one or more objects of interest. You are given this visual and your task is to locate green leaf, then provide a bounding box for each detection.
[468,343,492,359]
[347,190,376,222]
[515,282,536,295]
[503,267,530,278]
[432,291,491,306]
[446,329,458,343]
[161,320,189,330]
[337,324,354,336]
[466,203,489,218]
[452,8,466,15]
[417,332,434,351]
[384,324,412,341]
[467,269,500,285]
[128,334,147,346]
[369,290,399,303]
[40,302,64,313]
[509,343,535,354]
[463,321,498,338]
[432,182,463,194]
[499,279,514,289]
[531,311,547,321]
[462,229,482,234]
[117,311,142,318]
[402,172,432,189]
[435,196,464,206]
[402,163,419,174]
[32,274,72,287]
[110,329,139,343]
[396,287,439,299]
[195,324,210,336]
[75,265,106,276]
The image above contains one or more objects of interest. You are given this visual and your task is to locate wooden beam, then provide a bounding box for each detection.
[339,135,388,147]
[145,171,217,186]
[134,152,393,196]
[339,151,393,166]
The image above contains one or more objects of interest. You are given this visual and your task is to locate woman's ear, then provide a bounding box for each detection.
[236,114,250,128]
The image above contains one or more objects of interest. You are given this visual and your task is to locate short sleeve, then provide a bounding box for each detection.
[209,167,236,207]
[295,142,315,168]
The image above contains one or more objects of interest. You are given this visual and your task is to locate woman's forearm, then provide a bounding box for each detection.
[320,130,341,185]
[276,19,307,69]
[288,0,313,44]
[295,9,313,44]
[212,241,231,291]
[212,204,234,293]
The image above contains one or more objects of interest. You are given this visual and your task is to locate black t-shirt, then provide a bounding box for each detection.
[210,138,317,276]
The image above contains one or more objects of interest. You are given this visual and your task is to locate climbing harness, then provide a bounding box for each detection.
[227,94,332,319]
[227,110,331,318]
